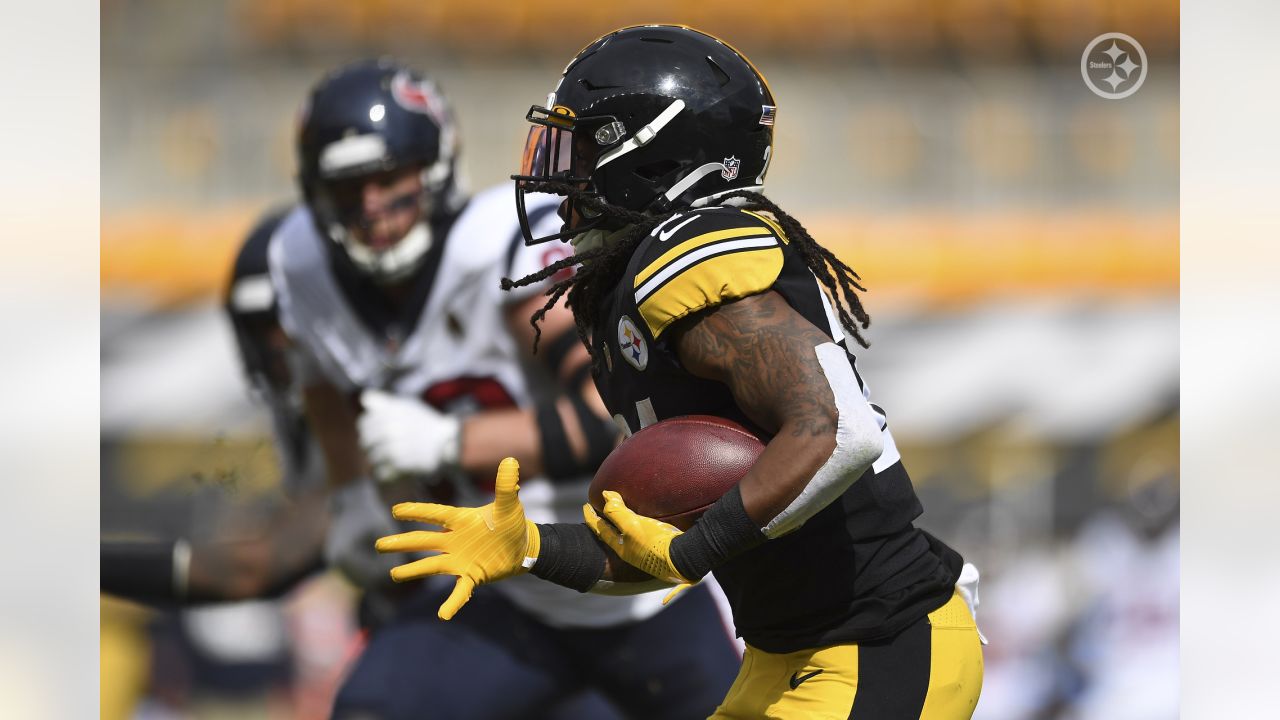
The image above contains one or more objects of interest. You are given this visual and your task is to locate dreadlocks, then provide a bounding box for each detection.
[500,181,673,356]
[502,186,872,366]
[718,190,873,349]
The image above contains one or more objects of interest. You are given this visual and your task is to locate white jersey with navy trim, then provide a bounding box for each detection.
[270,185,671,628]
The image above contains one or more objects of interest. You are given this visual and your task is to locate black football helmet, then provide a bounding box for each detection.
[298,59,462,282]
[514,25,776,245]
[225,208,291,399]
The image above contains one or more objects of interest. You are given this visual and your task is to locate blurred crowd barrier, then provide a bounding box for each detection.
[102,210,1177,306]
[222,0,1179,57]
[102,2,1178,718]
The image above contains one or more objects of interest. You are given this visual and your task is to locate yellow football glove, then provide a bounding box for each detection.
[583,490,695,604]
[374,457,540,620]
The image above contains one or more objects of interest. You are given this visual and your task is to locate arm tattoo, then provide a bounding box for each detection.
[675,292,838,438]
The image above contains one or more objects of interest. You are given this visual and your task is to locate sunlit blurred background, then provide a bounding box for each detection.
[101,2,1178,718]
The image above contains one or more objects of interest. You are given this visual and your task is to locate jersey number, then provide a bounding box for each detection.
[612,397,657,438]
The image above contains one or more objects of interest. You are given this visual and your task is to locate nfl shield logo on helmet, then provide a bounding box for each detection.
[721,156,740,181]
[617,316,649,371]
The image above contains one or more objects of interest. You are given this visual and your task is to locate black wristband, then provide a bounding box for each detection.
[101,540,182,605]
[669,486,767,581]
[530,523,607,592]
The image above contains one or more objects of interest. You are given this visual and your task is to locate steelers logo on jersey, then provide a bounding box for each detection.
[617,315,649,371]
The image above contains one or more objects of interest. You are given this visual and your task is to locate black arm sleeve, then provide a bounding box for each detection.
[529,523,608,592]
[101,539,182,605]
[535,326,620,481]
[540,328,582,375]
[536,400,578,480]
[536,390,619,481]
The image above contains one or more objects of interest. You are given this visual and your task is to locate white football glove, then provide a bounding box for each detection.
[358,389,462,483]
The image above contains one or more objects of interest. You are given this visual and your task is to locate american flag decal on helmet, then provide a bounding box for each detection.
[759,105,776,126]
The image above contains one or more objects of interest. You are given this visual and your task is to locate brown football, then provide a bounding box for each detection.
[588,415,766,531]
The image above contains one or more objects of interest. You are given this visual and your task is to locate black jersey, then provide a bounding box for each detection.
[591,206,962,653]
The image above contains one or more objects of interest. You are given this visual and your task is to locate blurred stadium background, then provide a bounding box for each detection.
[101,1,1178,718]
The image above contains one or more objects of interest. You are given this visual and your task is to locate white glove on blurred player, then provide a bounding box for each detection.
[358,389,462,483]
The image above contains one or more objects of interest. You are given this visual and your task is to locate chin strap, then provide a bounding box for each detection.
[333,220,433,283]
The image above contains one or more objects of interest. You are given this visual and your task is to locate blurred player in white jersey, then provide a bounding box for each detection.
[269,59,738,720]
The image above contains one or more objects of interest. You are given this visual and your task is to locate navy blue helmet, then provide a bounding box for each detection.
[298,59,462,282]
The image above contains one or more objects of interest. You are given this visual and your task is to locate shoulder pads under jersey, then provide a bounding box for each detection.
[630,206,786,338]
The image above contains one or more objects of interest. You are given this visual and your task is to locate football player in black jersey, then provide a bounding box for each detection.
[286,59,741,720]
[377,25,984,719]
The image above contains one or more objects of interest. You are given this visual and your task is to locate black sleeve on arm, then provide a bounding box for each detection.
[536,373,619,481]
[101,539,184,605]
[669,485,768,581]
[530,523,607,592]
[568,390,617,469]
[540,327,582,376]
[536,400,578,480]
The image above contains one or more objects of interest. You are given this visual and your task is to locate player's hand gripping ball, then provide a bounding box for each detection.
[584,416,764,601]
[586,415,765,531]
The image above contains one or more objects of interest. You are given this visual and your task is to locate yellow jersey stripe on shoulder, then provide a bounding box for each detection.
[634,226,775,288]
[635,235,778,306]
[742,210,787,242]
[637,245,784,338]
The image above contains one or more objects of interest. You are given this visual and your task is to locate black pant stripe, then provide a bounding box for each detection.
[847,616,932,719]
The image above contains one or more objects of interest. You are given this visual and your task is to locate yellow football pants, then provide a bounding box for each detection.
[711,591,983,719]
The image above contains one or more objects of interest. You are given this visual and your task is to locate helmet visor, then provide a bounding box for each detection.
[513,106,619,245]
[519,123,575,181]
[516,105,619,182]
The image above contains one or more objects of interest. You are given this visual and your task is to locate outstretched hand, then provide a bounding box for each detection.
[375,457,540,620]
